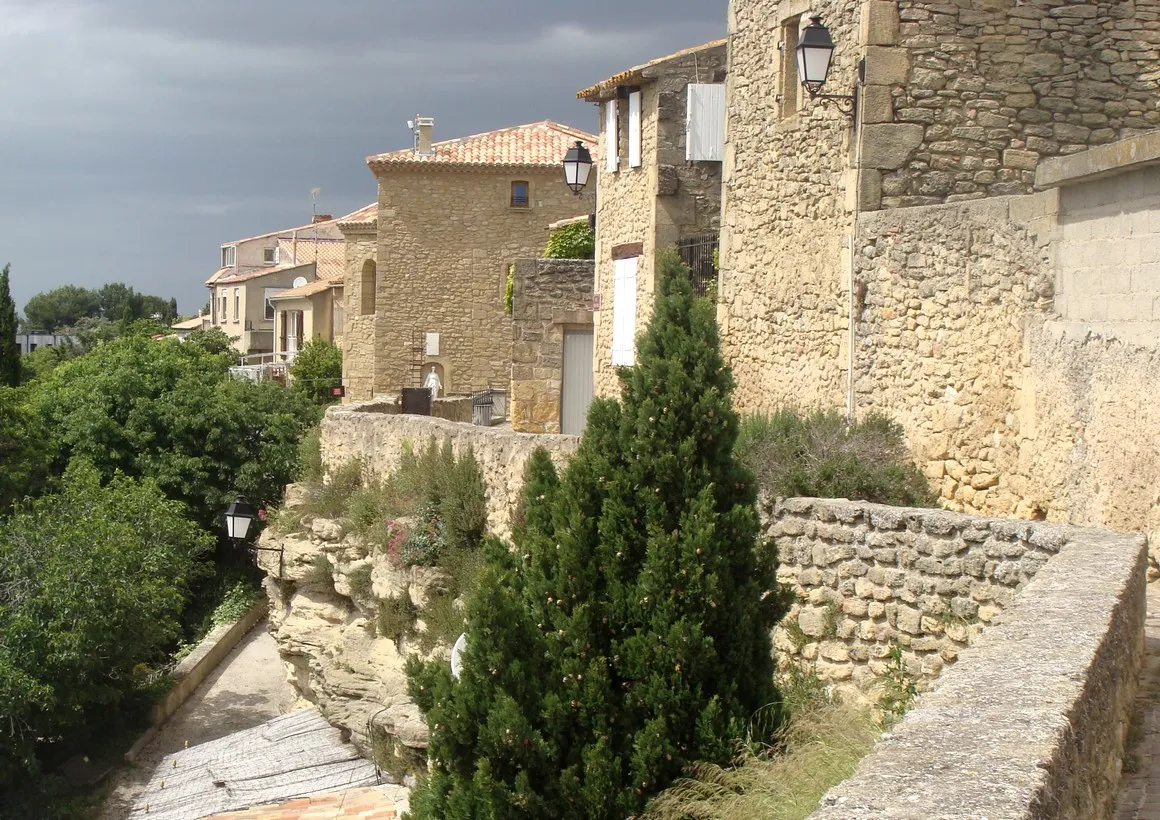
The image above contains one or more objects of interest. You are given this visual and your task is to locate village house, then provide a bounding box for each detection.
[342,119,595,402]
[205,216,346,357]
[719,0,1160,538]
[576,40,728,397]
[169,314,211,339]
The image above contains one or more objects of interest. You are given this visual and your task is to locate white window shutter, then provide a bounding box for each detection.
[687,83,726,162]
[605,100,619,172]
[628,91,642,168]
[611,257,638,366]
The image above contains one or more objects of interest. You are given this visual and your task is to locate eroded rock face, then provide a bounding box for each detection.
[260,489,453,757]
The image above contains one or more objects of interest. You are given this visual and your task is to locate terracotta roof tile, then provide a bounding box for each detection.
[577,39,728,101]
[268,279,341,300]
[336,202,378,225]
[368,121,596,169]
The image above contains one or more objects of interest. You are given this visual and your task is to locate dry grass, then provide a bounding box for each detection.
[643,699,880,820]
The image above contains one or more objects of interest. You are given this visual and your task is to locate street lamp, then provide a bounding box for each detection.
[562,141,593,195]
[224,494,284,578]
[795,16,861,117]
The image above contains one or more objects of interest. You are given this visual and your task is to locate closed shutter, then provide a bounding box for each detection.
[628,91,642,168]
[611,257,638,366]
[605,100,619,172]
[686,83,726,161]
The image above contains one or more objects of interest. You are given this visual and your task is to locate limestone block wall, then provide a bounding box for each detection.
[510,258,594,433]
[341,226,377,401]
[808,509,1146,820]
[772,499,1078,691]
[320,403,579,539]
[372,167,583,398]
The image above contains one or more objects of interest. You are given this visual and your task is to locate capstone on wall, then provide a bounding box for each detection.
[510,258,594,434]
[370,167,583,397]
[340,222,378,402]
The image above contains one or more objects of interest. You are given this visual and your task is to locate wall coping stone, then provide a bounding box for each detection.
[807,500,1146,819]
[1037,131,1160,190]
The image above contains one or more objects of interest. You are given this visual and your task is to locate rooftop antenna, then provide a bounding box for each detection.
[310,187,321,217]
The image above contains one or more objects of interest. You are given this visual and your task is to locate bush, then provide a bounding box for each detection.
[290,338,343,405]
[735,409,935,507]
[377,595,417,644]
[544,221,595,259]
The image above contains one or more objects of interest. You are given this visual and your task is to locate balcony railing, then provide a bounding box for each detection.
[678,233,719,298]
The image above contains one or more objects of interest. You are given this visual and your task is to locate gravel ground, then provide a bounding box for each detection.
[101,621,293,820]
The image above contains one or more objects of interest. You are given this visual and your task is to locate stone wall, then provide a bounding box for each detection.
[320,403,579,539]
[340,223,377,402]
[772,499,1077,690]
[510,258,594,434]
[807,506,1146,820]
[369,166,584,398]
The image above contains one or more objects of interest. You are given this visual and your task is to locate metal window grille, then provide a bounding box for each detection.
[511,183,529,207]
[678,233,719,297]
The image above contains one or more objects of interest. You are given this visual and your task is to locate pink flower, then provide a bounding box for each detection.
[258,508,268,522]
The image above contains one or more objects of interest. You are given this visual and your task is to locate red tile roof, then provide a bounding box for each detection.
[336,202,378,225]
[577,39,729,101]
[367,121,596,170]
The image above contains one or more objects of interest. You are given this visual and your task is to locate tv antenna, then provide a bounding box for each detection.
[310,187,321,217]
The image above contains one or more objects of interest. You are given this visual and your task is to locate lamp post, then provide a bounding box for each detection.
[795,16,862,117]
[561,140,596,231]
[224,494,284,579]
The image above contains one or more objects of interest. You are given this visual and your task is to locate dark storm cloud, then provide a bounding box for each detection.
[0,0,725,313]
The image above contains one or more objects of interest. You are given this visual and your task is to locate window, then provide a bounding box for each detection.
[263,246,278,265]
[264,287,287,320]
[687,84,726,161]
[611,256,638,366]
[233,288,240,323]
[220,290,228,324]
[605,100,619,172]
[780,17,803,118]
[511,181,529,208]
[360,259,377,315]
[221,245,236,267]
[628,90,642,168]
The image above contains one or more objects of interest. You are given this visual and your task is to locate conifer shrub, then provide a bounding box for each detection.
[405,249,787,818]
[735,409,935,507]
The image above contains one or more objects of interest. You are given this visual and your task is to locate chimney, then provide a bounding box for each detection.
[415,116,435,155]
[312,213,333,224]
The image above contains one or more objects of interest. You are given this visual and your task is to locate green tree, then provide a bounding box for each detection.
[31,335,318,528]
[0,264,19,387]
[406,251,785,818]
[22,285,101,331]
[185,326,240,361]
[0,387,50,512]
[289,338,343,404]
[544,221,595,260]
[0,461,211,785]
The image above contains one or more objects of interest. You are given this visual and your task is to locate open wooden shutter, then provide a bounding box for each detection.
[686,83,726,161]
[628,91,642,168]
[605,100,619,172]
[611,257,638,365]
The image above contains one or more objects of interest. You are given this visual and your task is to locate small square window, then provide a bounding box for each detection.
[221,245,236,267]
[511,181,530,208]
[263,247,278,265]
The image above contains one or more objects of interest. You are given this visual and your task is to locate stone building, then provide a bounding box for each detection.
[342,120,595,401]
[577,40,728,396]
[719,0,1160,542]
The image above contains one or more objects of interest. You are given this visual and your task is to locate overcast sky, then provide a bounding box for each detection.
[0,0,725,316]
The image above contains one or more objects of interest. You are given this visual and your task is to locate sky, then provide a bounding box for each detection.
[0,0,725,316]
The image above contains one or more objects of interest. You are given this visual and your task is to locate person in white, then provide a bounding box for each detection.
[423,366,442,398]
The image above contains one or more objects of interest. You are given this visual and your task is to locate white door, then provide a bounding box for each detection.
[562,328,595,436]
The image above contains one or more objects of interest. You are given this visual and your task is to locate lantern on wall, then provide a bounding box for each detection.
[562,141,593,195]
[796,17,837,95]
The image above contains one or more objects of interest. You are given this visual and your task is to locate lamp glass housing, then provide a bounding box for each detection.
[796,16,836,92]
[224,495,256,541]
[563,141,593,194]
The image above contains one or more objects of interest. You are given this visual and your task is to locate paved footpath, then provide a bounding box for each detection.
[1116,582,1160,819]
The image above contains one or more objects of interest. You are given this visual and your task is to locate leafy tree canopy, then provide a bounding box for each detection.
[31,335,319,527]
[0,386,51,514]
[0,461,211,786]
[23,283,178,332]
[289,338,343,405]
[406,251,785,819]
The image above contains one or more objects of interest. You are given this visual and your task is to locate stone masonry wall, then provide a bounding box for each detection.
[808,508,1146,820]
[772,498,1076,691]
[320,403,579,539]
[341,225,377,401]
[510,258,594,433]
[372,166,584,397]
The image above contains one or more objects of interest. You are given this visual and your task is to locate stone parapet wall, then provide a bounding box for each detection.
[772,499,1078,691]
[510,258,594,433]
[321,403,579,539]
[807,511,1146,819]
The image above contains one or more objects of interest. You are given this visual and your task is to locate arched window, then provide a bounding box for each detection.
[360,259,377,315]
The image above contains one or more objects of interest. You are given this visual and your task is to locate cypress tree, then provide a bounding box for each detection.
[406,251,786,818]
[0,265,19,387]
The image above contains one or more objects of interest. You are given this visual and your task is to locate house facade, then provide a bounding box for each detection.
[343,119,595,401]
[718,0,1160,533]
[205,216,345,357]
[577,40,728,397]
